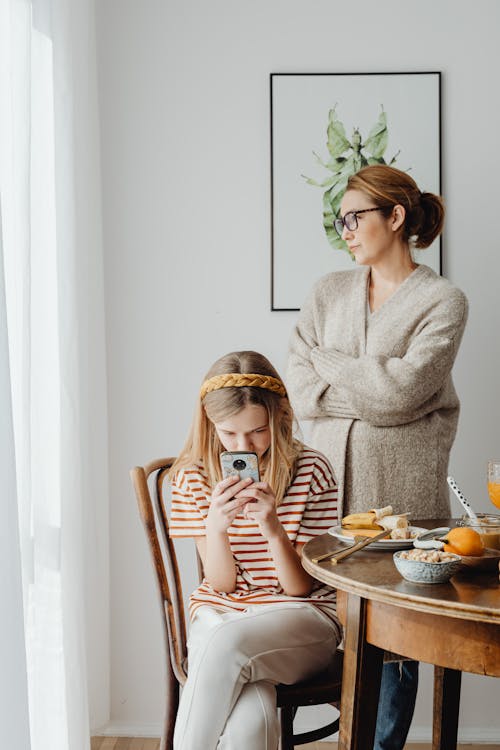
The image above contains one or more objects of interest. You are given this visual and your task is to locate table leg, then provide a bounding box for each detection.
[432,665,462,750]
[339,593,384,750]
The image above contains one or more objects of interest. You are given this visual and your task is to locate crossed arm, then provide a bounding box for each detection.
[286,293,468,427]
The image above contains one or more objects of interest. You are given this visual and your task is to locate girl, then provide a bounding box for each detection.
[286,164,468,750]
[168,350,342,750]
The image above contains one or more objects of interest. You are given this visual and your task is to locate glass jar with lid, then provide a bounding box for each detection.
[459,514,500,550]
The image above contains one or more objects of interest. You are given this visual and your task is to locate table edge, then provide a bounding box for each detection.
[302,555,500,625]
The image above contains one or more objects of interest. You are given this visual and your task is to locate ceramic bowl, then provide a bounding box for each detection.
[393,551,462,584]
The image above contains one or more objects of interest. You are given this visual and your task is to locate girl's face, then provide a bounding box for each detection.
[213,403,271,459]
[339,189,397,265]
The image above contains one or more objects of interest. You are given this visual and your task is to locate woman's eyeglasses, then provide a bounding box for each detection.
[334,207,388,237]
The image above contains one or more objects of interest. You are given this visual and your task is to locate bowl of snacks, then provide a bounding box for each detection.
[393,548,462,584]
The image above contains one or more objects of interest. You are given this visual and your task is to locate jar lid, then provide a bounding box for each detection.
[459,513,500,527]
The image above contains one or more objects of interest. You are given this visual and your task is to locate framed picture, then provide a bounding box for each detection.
[270,72,442,311]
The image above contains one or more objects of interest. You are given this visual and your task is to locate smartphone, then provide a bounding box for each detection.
[220,451,260,482]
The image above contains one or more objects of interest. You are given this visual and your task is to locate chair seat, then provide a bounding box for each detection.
[276,650,343,708]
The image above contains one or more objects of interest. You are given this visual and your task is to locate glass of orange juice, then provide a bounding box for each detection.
[487,460,500,509]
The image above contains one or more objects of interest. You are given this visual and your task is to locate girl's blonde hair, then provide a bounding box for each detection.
[347,164,445,248]
[169,351,302,504]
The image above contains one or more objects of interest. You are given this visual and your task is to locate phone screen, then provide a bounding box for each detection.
[220,451,260,482]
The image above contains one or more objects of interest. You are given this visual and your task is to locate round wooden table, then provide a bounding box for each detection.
[302,520,500,750]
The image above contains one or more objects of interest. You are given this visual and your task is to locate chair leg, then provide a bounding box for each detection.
[162,671,179,750]
[280,706,297,750]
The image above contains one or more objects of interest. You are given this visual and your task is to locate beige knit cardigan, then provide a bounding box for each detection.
[286,264,468,520]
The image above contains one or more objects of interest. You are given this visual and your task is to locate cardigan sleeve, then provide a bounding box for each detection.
[311,290,468,427]
[286,288,359,421]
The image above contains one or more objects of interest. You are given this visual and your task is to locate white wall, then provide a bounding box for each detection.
[95,0,500,740]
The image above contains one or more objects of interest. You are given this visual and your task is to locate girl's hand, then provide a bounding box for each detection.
[206,475,253,533]
[235,482,282,540]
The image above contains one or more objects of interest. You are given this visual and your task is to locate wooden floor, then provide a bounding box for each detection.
[91,739,499,750]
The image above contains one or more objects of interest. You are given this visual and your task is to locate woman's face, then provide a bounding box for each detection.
[213,403,271,459]
[339,189,396,265]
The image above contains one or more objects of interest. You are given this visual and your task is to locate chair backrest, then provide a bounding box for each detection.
[131,458,203,691]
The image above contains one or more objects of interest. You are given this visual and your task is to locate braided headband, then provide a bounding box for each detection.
[200,373,287,400]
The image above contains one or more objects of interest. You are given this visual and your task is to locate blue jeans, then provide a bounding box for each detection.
[373,660,419,750]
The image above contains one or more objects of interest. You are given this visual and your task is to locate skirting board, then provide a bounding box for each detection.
[95,722,162,737]
[96,720,500,744]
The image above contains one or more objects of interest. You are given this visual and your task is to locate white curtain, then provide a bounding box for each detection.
[0,0,107,747]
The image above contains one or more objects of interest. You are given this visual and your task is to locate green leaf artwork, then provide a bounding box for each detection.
[303,105,402,255]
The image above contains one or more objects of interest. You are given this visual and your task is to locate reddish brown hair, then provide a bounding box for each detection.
[347,165,445,248]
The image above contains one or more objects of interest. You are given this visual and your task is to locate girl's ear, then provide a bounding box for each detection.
[391,204,406,232]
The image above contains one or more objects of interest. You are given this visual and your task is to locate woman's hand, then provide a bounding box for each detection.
[235,481,282,540]
[206,475,253,534]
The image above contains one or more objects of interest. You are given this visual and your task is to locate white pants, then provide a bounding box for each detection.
[173,603,342,750]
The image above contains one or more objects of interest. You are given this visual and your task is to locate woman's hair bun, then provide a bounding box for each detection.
[414,192,445,248]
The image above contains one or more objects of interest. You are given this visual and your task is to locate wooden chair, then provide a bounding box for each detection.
[130,457,343,750]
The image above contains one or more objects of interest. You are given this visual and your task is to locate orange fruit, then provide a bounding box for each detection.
[442,527,484,557]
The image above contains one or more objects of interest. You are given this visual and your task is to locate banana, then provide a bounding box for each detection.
[343,522,383,530]
[369,505,393,521]
[378,514,409,532]
[341,512,383,530]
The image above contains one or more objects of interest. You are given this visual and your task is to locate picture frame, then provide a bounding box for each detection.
[270,72,442,311]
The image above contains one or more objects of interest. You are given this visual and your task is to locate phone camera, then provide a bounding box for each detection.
[233,459,247,471]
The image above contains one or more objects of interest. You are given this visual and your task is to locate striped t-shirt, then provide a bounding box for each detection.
[169,447,339,621]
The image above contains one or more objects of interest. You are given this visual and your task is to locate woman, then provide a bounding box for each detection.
[286,164,468,749]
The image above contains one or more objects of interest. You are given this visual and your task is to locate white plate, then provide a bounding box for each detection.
[327,525,428,550]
